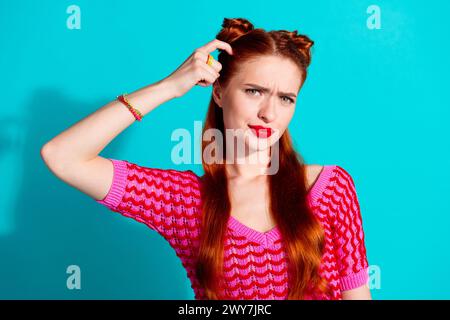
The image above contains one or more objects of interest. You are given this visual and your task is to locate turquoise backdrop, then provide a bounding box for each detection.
[0,0,449,299]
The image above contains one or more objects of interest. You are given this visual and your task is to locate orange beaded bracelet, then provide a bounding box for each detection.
[117,93,143,121]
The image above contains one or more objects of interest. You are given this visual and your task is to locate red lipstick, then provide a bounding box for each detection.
[248,125,273,138]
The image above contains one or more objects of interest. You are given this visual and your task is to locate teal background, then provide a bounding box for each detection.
[1,0,449,299]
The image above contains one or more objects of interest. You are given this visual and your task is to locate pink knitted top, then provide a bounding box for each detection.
[95,159,369,300]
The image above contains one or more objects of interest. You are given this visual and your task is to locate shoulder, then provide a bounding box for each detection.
[305,164,355,202]
[329,165,360,211]
[122,160,201,189]
[316,165,358,198]
[308,164,355,186]
[332,165,357,190]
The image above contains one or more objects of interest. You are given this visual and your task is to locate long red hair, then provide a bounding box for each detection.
[195,17,330,299]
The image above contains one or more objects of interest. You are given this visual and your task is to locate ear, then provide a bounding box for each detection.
[212,82,223,108]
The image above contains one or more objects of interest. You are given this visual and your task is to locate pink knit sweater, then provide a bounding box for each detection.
[95,159,369,300]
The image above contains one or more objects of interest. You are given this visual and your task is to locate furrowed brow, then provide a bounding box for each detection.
[243,83,297,98]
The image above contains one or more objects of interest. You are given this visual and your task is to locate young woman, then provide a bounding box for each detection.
[41,17,371,300]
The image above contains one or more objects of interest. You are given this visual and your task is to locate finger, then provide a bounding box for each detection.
[196,66,217,86]
[196,75,215,87]
[193,50,222,74]
[206,55,222,73]
[199,62,220,80]
[196,81,209,87]
[198,39,233,56]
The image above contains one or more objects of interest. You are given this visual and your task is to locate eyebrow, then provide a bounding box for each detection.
[243,83,297,98]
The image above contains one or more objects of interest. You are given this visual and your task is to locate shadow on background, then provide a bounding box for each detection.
[0,88,194,299]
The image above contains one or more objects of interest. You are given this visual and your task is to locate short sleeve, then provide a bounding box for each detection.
[94,158,202,240]
[332,166,369,291]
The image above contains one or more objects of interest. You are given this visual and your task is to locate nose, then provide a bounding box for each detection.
[257,96,277,123]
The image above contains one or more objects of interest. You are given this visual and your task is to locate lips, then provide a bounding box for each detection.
[248,125,273,138]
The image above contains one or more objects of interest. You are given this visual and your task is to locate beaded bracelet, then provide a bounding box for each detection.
[117,93,143,121]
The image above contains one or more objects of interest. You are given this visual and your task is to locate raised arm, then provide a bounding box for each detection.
[40,39,233,202]
[40,79,177,201]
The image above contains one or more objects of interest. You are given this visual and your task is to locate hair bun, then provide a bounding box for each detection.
[278,30,314,49]
[289,30,314,50]
[278,30,314,66]
[216,18,254,44]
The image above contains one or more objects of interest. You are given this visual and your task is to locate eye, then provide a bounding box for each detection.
[281,96,295,104]
[245,88,261,96]
[245,89,295,104]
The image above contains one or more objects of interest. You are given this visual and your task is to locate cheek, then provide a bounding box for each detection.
[222,105,245,129]
[280,107,295,125]
[228,97,254,120]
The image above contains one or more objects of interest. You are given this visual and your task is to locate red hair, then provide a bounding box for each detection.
[195,18,330,299]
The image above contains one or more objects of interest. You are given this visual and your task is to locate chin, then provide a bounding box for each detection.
[246,135,276,152]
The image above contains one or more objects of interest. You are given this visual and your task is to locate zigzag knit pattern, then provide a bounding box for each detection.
[95,159,369,300]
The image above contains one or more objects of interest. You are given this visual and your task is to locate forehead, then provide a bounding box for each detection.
[233,55,302,90]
